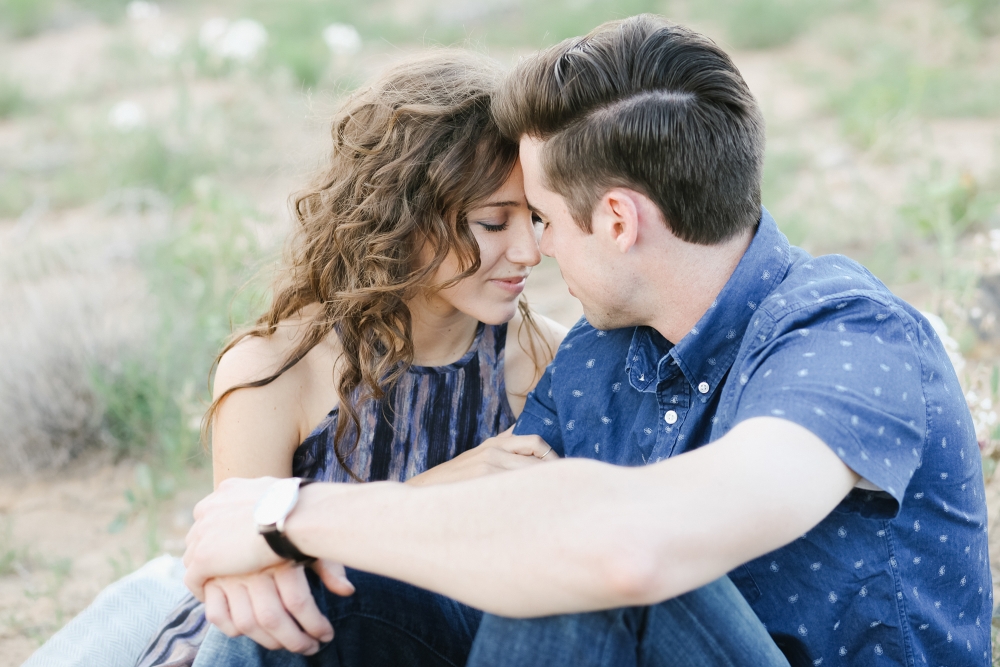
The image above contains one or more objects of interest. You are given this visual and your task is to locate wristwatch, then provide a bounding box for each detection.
[253,477,317,565]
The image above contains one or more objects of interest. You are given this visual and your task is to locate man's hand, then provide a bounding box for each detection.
[184,477,287,600]
[406,428,558,487]
[203,560,355,655]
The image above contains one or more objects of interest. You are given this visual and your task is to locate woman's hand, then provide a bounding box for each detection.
[406,427,558,487]
[203,560,355,655]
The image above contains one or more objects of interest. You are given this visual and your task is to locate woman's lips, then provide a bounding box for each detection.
[490,276,527,294]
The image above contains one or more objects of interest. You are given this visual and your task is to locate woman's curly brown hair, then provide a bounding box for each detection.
[203,49,545,480]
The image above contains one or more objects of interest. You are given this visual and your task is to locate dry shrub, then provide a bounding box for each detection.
[0,221,149,473]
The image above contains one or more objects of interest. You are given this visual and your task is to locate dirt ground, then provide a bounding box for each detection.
[0,458,212,666]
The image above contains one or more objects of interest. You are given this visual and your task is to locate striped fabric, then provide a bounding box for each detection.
[136,321,514,667]
[22,555,189,667]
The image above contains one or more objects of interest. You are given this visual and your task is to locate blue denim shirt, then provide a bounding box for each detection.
[514,210,991,666]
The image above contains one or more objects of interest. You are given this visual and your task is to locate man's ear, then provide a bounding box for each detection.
[598,188,640,254]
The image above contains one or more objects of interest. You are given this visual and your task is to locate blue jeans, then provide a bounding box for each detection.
[195,573,791,667]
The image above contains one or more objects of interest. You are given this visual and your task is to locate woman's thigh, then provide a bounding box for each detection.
[195,568,482,667]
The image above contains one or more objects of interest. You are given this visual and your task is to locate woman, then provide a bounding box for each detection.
[136,49,565,667]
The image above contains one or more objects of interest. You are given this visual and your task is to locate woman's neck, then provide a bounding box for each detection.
[407,295,481,367]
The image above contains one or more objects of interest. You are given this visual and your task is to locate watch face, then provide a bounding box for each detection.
[253,478,301,527]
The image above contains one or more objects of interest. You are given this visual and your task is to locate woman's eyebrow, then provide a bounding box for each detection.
[478,200,522,208]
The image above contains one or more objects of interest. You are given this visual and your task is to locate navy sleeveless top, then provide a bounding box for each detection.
[136,322,514,667]
[293,321,516,483]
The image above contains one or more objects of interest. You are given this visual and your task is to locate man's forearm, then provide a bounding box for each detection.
[284,459,639,617]
[282,418,857,617]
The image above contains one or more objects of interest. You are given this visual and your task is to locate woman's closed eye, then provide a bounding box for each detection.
[476,219,508,233]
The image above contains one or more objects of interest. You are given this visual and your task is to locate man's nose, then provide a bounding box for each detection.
[537,224,554,259]
[508,218,542,266]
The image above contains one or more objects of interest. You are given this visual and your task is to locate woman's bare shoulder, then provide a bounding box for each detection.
[503,309,568,415]
[214,305,337,399]
[210,307,339,482]
[507,309,568,369]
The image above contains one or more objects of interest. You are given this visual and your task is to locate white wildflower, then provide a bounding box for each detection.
[922,312,964,373]
[149,34,182,59]
[109,101,146,131]
[200,18,268,62]
[322,23,362,56]
[127,1,160,21]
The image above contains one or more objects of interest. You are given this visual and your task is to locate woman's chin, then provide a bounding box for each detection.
[469,302,520,325]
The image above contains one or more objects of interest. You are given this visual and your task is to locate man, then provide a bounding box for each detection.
[184,15,991,666]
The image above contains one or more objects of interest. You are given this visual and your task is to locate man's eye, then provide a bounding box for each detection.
[477,221,507,233]
[531,213,546,227]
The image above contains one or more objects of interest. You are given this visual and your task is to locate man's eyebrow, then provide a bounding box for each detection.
[526,199,549,218]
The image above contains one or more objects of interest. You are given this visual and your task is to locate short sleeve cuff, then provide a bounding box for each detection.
[735,401,912,513]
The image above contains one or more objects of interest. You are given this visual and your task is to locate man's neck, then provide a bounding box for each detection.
[646,228,754,344]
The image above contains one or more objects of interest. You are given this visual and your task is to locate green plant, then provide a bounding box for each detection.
[0,77,28,118]
[827,46,1000,149]
[108,463,176,558]
[705,0,822,49]
[102,128,218,204]
[946,0,1000,36]
[240,0,368,88]
[760,147,809,244]
[92,187,270,468]
[0,0,55,38]
[899,166,999,250]
[75,0,132,22]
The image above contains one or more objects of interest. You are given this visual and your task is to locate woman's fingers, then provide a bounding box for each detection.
[274,565,335,642]
[494,434,559,459]
[313,559,356,597]
[221,580,282,650]
[203,582,237,637]
[246,573,321,655]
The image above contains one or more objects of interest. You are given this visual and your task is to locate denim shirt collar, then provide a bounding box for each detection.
[626,208,790,395]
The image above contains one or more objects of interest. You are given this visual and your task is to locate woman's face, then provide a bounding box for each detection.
[428,160,541,324]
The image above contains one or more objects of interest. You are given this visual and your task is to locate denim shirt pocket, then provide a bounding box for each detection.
[727,564,762,605]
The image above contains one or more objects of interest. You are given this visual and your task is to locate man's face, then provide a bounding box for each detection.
[519,136,635,329]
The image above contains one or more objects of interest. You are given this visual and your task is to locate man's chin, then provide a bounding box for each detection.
[581,305,636,331]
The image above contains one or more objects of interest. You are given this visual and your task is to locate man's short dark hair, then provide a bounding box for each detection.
[494,14,765,245]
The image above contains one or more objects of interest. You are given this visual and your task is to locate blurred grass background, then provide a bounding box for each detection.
[1,0,999,658]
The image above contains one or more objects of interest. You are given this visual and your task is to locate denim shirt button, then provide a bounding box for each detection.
[664,410,678,424]
[698,382,710,394]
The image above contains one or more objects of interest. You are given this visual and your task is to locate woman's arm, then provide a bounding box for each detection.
[211,317,339,487]
[204,320,343,654]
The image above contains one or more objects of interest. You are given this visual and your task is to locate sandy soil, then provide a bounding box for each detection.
[0,457,212,666]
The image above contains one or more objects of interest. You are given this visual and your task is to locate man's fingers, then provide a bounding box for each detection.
[274,566,334,643]
[246,573,321,655]
[204,582,237,637]
[313,559,355,597]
